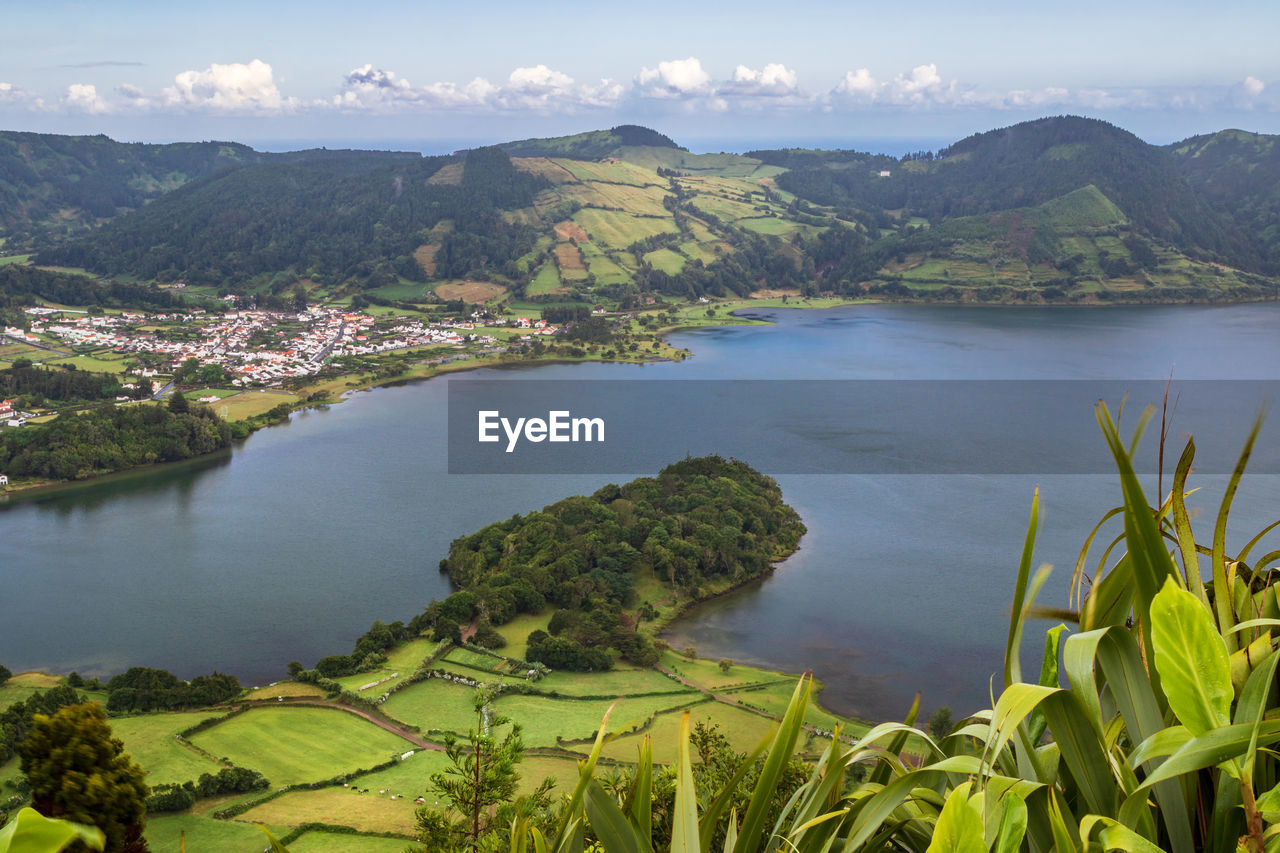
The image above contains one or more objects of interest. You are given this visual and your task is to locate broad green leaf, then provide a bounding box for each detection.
[1150,577,1232,734]
[0,808,105,853]
[990,790,1028,853]
[1257,782,1280,823]
[1080,816,1166,853]
[926,785,985,853]
[257,826,290,853]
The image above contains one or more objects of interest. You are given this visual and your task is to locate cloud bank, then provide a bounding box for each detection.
[1,57,1273,121]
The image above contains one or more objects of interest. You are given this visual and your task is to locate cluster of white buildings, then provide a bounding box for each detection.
[19,304,511,388]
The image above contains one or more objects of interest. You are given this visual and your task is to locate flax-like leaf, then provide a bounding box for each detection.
[585,780,644,853]
[1005,489,1040,688]
[672,712,700,853]
[732,676,811,853]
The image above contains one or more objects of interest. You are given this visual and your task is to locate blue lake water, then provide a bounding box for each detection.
[4,302,1280,720]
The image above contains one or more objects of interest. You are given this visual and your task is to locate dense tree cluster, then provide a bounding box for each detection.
[0,402,232,481]
[18,702,149,852]
[40,147,546,291]
[103,667,241,713]
[0,266,198,314]
[419,457,803,670]
[0,364,150,407]
[0,130,421,247]
[0,685,84,764]
[145,767,268,813]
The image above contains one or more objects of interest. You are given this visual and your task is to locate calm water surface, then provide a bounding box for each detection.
[4,304,1280,720]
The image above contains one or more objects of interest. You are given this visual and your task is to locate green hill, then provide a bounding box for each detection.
[8,118,1280,306]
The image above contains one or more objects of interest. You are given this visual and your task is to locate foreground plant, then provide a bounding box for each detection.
[531,401,1280,852]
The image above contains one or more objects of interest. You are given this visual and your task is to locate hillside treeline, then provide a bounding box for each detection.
[0,402,232,480]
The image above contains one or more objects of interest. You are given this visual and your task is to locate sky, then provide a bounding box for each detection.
[1,0,1277,153]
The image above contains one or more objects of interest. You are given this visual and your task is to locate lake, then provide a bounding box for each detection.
[4,303,1280,720]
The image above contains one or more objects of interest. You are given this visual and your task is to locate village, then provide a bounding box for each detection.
[5,303,560,388]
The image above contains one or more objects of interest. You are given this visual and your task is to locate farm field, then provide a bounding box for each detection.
[494,692,707,748]
[573,208,677,248]
[333,637,442,696]
[381,678,491,736]
[434,281,506,302]
[287,831,415,853]
[109,711,225,785]
[144,814,286,853]
[198,390,298,421]
[189,707,413,785]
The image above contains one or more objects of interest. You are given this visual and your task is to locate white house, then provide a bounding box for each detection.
[0,475,8,486]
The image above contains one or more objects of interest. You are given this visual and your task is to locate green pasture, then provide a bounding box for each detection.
[549,158,653,186]
[0,672,64,710]
[534,665,693,698]
[367,281,431,301]
[204,391,299,421]
[190,706,412,785]
[495,693,707,749]
[239,787,419,836]
[659,650,784,692]
[643,247,687,274]
[679,240,721,265]
[334,637,442,696]
[574,208,677,249]
[579,242,633,285]
[0,253,32,266]
[739,216,805,238]
[496,610,553,659]
[44,354,130,373]
[245,681,327,700]
[600,702,778,765]
[381,679,486,736]
[110,711,226,785]
[145,813,286,853]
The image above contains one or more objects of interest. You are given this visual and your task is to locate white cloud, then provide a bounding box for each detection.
[834,68,877,99]
[635,57,713,98]
[1244,76,1265,97]
[333,63,619,112]
[719,63,800,98]
[164,59,295,112]
[66,83,110,114]
[882,63,946,103]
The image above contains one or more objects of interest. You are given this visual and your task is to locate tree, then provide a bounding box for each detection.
[926,705,953,740]
[717,658,733,673]
[18,703,149,852]
[413,698,524,852]
[0,665,9,687]
[166,390,188,414]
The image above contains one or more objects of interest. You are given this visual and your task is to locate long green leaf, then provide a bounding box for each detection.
[1211,411,1264,651]
[625,736,653,851]
[1006,489,1041,688]
[732,675,811,853]
[585,780,644,853]
[1095,401,1179,691]
[673,711,700,853]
